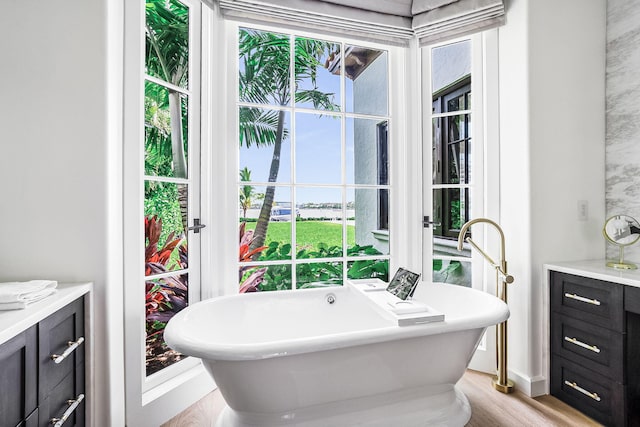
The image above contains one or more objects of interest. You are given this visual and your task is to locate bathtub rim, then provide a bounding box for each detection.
[164,282,509,362]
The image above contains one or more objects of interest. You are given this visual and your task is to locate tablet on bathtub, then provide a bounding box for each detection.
[386,268,421,300]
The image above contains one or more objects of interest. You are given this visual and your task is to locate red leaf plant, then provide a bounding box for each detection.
[238,222,268,293]
[145,215,185,276]
[144,214,188,375]
[144,215,188,317]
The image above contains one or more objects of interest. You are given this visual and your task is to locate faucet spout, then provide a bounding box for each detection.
[457,218,513,283]
[457,218,505,262]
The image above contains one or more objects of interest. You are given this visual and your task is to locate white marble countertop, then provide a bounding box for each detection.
[544,260,640,288]
[0,282,91,346]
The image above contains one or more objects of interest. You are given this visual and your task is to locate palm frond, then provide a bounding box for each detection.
[295,89,339,112]
[239,107,289,147]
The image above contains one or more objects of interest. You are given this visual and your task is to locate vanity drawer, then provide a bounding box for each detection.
[551,312,623,382]
[551,272,624,331]
[0,325,37,427]
[39,364,85,427]
[38,298,85,399]
[551,354,625,427]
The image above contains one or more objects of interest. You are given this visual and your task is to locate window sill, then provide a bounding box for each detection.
[434,237,471,258]
[372,229,389,242]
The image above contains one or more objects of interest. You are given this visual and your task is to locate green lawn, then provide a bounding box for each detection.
[244,221,355,250]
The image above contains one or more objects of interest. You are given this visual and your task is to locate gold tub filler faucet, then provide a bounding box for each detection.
[457,218,515,394]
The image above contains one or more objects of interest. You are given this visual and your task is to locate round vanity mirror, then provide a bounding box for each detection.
[603,215,640,269]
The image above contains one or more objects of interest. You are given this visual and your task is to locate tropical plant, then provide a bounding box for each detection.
[145,0,190,232]
[238,29,339,256]
[433,259,465,285]
[241,238,388,290]
[238,222,268,293]
[144,214,188,375]
[239,167,264,218]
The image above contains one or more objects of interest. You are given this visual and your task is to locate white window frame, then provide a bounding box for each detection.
[422,31,500,291]
[123,1,216,425]
[217,20,410,296]
[421,30,501,373]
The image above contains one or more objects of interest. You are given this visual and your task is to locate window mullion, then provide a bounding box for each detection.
[290,33,297,290]
[432,109,471,119]
[145,74,192,96]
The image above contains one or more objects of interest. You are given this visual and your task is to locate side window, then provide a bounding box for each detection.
[429,39,475,287]
[432,79,471,239]
[237,28,391,292]
[144,0,192,376]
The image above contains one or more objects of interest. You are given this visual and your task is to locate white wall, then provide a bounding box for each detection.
[0,0,125,425]
[499,0,606,395]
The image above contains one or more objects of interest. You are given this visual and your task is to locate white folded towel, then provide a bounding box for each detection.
[0,280,58,305]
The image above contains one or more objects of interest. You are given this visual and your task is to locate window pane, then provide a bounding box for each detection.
[433,260,471,287]
[239,107,291,184]
[239,28,290,106]
[348,259,389,282]
[350,188,389,256]
[432,188,470,239]
[295,113,341,184]
[145,273,188,376]
[432,114,471,185]
[240,265,292,292]
[145,0,189,89]
[431,40,471,104]
[295,38,340,111]
[145,81,189,179]
[297,261,343,288]
[145,182,188,272]
[239,186,292,260]
[296,188,343,259]
[446,91,467,112]
[346,118,388,185]
[345,47,388,116]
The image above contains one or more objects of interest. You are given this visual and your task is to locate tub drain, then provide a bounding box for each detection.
[326,293,336,304]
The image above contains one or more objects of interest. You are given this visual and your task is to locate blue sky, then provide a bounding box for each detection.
[239,57,344,203]
[238,39,381,204]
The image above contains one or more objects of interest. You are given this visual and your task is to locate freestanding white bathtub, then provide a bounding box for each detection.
[165,282,509,427]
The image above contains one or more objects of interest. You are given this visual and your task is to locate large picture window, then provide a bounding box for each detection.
[237,28,391,292]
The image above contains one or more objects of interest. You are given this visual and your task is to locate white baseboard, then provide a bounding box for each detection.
[508,369,547,397]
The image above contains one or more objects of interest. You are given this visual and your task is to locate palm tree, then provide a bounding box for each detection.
[145,0,189,232]
[239,167,263,218]
[239,29,339,254]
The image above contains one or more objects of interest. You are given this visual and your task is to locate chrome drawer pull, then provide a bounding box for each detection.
[564,336,601,353]
[51,337,85,364]
[564,292,601,306]
[50,393,85,427]
[564,380,601,402]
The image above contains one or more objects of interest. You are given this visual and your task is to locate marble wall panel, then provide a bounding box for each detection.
[606,0,640,260]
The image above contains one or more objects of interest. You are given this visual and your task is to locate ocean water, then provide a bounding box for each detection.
[242,208,355,220]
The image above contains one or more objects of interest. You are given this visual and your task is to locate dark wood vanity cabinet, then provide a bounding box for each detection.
[0,325,38,427]
[38,297,86,427]
[625,286,640,427]
[0,297,85,427]
[550,271,640,427]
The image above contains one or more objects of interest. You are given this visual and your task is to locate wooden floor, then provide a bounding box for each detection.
[162,370,602,427]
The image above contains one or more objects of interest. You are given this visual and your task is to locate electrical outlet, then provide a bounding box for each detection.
[578,200,588,221]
